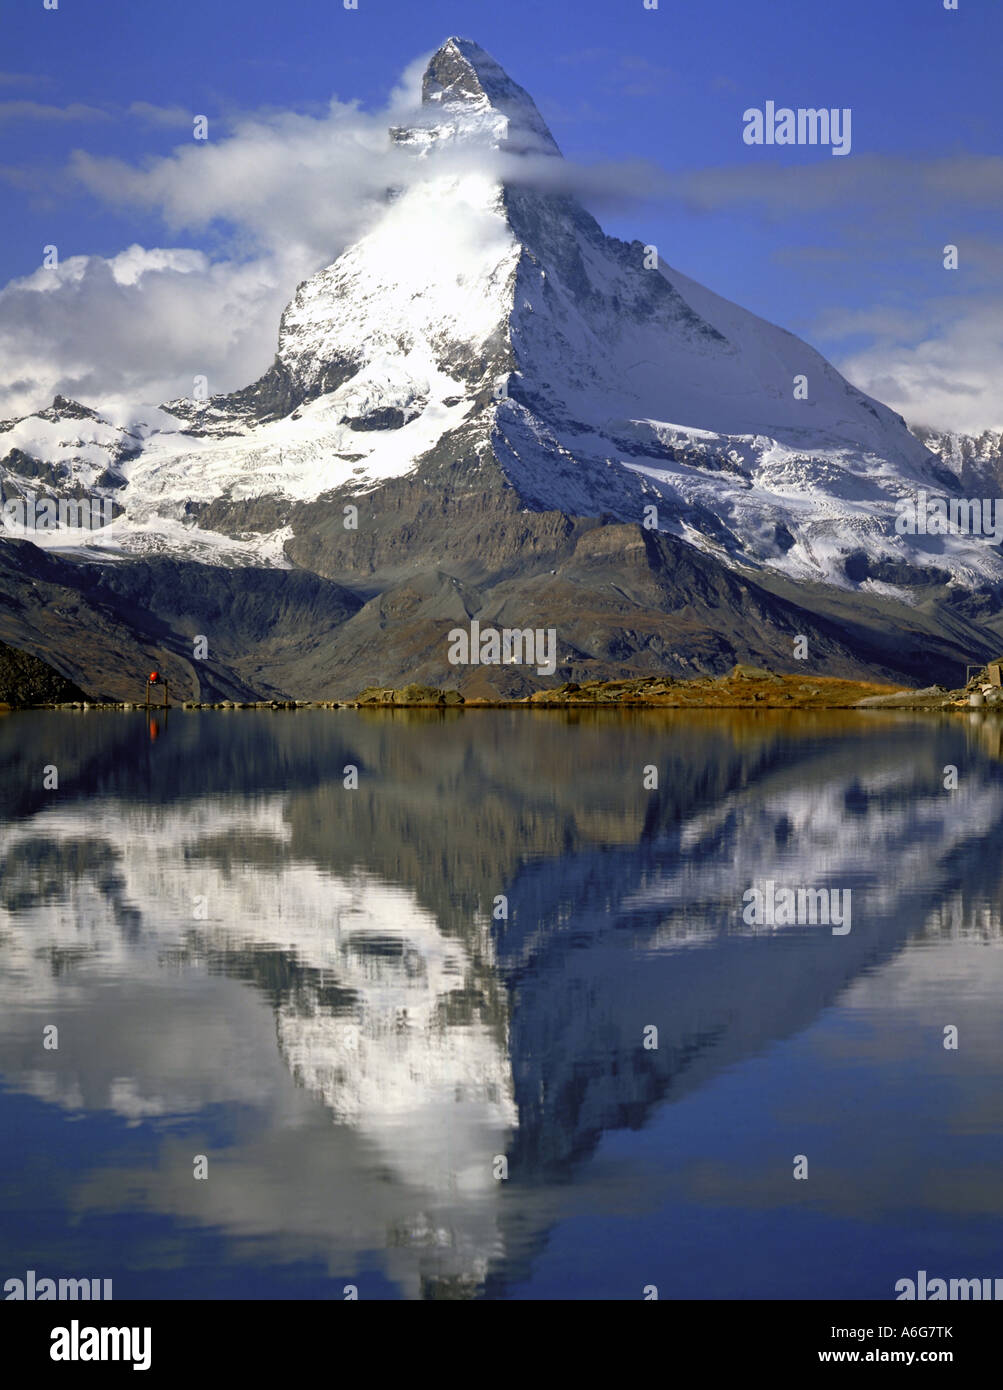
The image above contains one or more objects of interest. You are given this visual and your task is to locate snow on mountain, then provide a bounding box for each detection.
[0,794,516,1197]
[5,723,1003,1285]
[2,36,1001,600]
[0,797,515,1295]
[0,394,140,480]
[910,424,1003,492]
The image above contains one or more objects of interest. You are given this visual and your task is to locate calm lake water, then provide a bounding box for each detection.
[2,707,1002,1300]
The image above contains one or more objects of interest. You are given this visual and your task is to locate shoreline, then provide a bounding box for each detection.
[4,668,995,714]
[11,701,983,712]
[4,672,988,713]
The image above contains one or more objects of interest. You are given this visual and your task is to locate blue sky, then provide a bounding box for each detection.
[1,0,1001,429]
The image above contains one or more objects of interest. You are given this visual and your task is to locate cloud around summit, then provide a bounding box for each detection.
[0,40,1000,432]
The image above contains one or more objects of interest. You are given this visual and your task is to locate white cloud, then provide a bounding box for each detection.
[0,77,433,419]
[127,102,194,129]
[2,47,999,438]
[0,54,657,421]
[0,246,287,422]
[68,81,436,268]
[661,154,1003,217]
[835,297,1003,434]
[0,100,109,123]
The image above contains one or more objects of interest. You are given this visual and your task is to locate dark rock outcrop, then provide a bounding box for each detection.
[0,638,89,706]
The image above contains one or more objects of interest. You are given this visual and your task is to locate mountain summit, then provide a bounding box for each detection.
[1,38,1001,698]
[409,36,561,154]
[148,37,958,573]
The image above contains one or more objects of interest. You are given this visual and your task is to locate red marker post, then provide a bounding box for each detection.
[144,670,168,710]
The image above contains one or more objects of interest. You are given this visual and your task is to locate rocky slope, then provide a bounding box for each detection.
[911,425,1003,493]
[0,636,88,706]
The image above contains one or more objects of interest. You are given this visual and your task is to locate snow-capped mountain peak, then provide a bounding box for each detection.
[3,37,1002,612]
[412,36,561,156]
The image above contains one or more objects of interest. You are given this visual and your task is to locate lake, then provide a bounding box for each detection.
[2,707,1002,1300]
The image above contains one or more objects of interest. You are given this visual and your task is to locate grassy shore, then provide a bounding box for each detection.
[16,665,981,712]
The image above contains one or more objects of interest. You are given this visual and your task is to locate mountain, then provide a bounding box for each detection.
[2,36,1002,698]
[4,709,1003,1293]
[910,425,1003,494]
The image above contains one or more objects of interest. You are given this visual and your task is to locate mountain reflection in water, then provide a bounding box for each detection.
[2,708,1003,1300]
